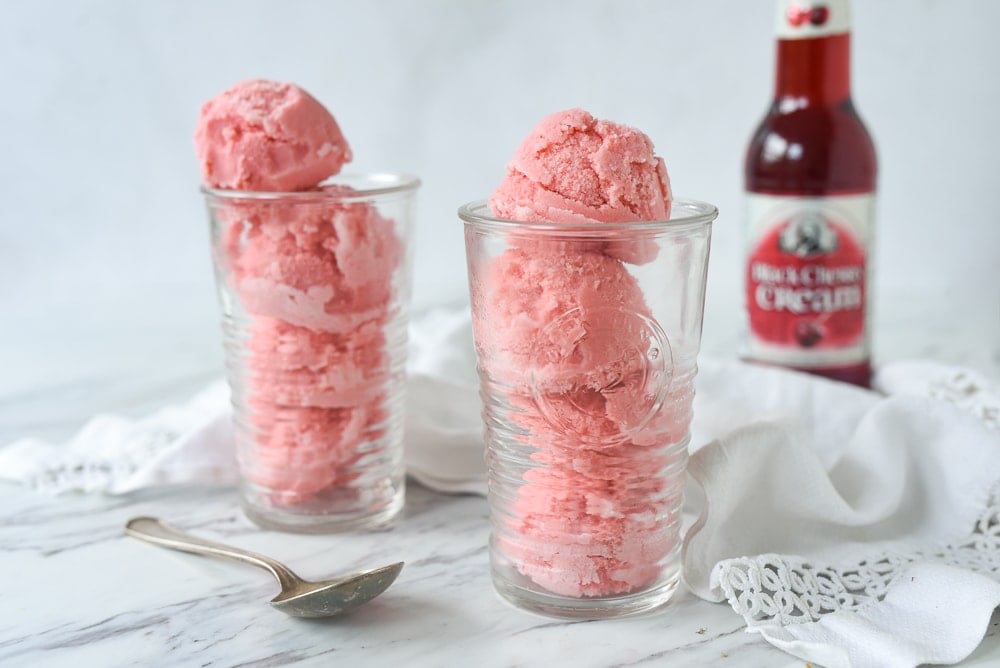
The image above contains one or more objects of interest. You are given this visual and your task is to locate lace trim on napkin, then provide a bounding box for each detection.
[713,485,1000,627]
[0,381,233,495]
[926,369,1000,431]
[25,423,188,494]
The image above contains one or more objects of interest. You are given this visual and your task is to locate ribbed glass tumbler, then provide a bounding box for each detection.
[204,174,418,533]
[460,199,715,618]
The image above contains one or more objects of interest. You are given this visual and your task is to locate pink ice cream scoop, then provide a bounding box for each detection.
[503,445,678,597]
[245,318,390,409]
[489,108,672,265]
[473,247,654,400]
[195,79,352,192]
[223,193,402,333]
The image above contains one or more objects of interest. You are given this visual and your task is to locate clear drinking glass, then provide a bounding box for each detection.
[460,199,715,618]
[203,174,418,533]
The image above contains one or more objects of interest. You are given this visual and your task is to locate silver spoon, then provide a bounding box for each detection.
[124,516,403,618]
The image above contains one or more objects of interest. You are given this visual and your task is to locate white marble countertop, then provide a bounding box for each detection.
[2,292,999,667]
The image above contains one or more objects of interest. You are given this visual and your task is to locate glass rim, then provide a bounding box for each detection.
[458,198,718,233]
[201,172,421,202]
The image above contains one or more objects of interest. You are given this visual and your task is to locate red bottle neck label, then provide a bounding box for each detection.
[776,0,850,39]
[745,193,874,369]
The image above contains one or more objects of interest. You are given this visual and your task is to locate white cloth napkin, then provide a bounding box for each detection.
[400,305,484,494]
[683,359,1000,668]
[2,306,999,668]
[0,305,485,496]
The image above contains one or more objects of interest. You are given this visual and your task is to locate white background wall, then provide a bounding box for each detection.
[2,0,998,396]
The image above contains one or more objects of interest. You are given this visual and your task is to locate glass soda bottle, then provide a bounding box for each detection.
[744,0,877,387]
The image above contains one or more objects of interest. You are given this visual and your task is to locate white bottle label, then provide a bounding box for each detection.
[775,0,851,39]
[745,192,875,369]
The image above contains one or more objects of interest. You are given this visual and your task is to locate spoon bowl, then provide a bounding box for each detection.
[124,516,403,618]
[268,561,403,617]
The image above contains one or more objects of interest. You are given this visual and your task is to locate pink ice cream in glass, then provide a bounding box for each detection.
[197,79,414,530]
[464,108,713,615]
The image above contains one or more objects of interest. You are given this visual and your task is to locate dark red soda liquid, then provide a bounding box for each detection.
[745,33,877,388]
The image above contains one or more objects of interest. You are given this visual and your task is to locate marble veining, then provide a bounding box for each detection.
[0,481,792,668]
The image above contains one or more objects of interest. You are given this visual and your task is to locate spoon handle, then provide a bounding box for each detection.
[124,516,300,588]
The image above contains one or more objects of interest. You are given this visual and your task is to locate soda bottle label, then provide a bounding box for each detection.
[775,1,850,39]
[745,193,874,368]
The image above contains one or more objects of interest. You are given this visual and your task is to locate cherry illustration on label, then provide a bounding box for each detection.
[810,6,830,26]
[794,319,826,348]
